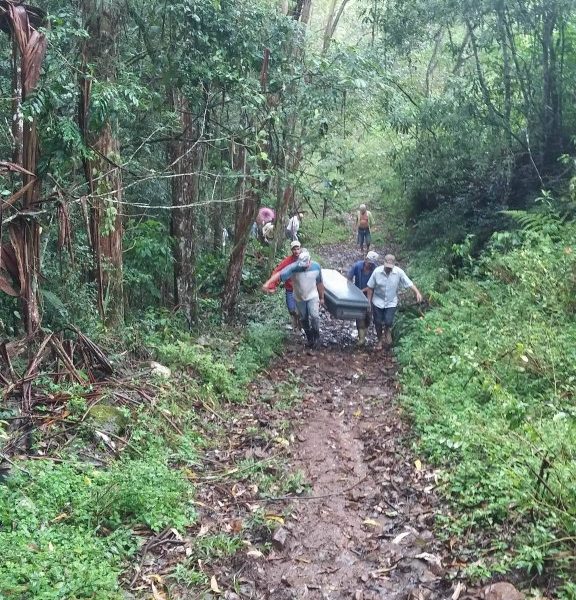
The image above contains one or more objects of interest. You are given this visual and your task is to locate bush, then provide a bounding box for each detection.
[0,453,194,598]
[397,218,576,588]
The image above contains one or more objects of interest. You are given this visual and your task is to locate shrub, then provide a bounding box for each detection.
[397,219,576,587]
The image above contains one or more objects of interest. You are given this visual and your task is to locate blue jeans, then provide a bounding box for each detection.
[371,305,396,337]
[285,290,297,314]
[296,297,320,342]
[357,228,371,247]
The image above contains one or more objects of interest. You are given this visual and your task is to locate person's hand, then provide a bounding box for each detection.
[319,297,325,305]
[415,291,423,303]
[262,284,274,294]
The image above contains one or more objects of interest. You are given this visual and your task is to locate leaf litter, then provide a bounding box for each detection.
[166,245,520,600]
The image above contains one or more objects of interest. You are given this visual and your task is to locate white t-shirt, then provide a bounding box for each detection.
[286,215,300,236]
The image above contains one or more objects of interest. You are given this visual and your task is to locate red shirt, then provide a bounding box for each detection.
[268,255,298,292]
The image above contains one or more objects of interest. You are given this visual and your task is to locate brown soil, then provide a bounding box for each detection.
[242,342,450,600]
[184,244,478,600]
[154,243,497,600]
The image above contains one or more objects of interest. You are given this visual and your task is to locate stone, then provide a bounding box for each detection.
[150,361,171,378]
[483,582,525,600]
[272,527,289,549]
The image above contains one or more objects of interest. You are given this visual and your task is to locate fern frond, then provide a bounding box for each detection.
[500,210,565,234]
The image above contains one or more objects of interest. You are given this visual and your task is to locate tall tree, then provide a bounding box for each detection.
[0,1,47,334]
[169,90,204,327]
[221,140,260,322]
[79,0,124,326]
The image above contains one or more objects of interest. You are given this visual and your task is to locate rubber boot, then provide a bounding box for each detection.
[302,325,314,348]
[384,328,393,347]
[374,325,383,350]
[356,328,366,346]
[290,313,301,332]
[311,326,320,349]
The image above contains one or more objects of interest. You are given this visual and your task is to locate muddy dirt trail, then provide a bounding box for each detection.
[184,244,490,600]
[217,244,464,600]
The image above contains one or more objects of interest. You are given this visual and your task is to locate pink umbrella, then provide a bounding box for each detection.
[257,207,275,226]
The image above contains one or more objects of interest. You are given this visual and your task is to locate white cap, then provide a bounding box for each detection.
[290,240,301,249]
[366,251,379,261]
[298,249,311,266]
[383,254,395,267]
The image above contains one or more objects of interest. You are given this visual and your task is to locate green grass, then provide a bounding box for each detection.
[0,306,290,598]
[397,220,576,593]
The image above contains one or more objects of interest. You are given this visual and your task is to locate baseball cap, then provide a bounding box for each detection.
[383,254,396,268]
[366,251,379,261]
[298,249,311,266]
[359,204,367,210]
[290,240,301,249]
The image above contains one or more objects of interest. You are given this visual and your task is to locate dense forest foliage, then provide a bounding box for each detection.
[0,0,575,597]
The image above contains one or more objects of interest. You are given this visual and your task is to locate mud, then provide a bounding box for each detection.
[222,244,462,599]
[180,244,491,600]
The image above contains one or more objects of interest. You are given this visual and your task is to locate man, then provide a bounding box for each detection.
[366,254,423,350]
[261,221,274,244]
[286,212,303,242]
[356,204,374,253]
[263,240,302,330]
[347,251,379,346]
[262,248,324,349]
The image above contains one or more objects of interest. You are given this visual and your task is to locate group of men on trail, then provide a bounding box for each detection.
[262,203,422,351]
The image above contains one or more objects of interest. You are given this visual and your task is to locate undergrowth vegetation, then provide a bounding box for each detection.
[0,292,288,598]
[398,213,576,594]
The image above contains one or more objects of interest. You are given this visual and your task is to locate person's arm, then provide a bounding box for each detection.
[411,284,423,304]
[317,281,325,305]
[263,262,296,293]
[399,270,423,303]
[314,266,325,304]
[268,257,293,290]
[366,287,374,309]
[366,273,376,308]
[346,265,355,282]
[262,271,281,293]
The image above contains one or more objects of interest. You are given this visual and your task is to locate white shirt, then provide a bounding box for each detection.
[280,262,322,302]
[262,222,274,239]
[286,215,300,236]
[367,265,413,308]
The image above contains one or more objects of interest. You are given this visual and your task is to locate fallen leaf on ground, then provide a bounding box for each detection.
[265,514,285,524]
[151,582,167,600]
[392,531,411,544]
[211,575,222,593]
[451,582,465,600]
[363,518,381,527]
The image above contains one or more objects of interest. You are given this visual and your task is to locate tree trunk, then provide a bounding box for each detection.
[322,0,351,53]
[169,90,203,327]
[221,143,259,323]
[541,2,562,163]
[79,0,124,327]
[3,4,47,334]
